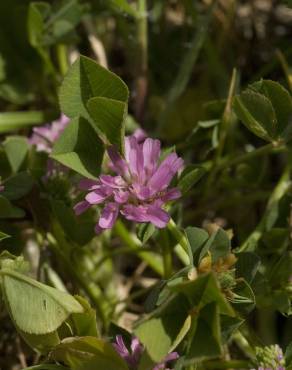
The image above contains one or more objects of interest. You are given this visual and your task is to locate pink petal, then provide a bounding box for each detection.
[131,183,151,200]
[98,203,119,229]
[130,337,144,365]
[132,128,147,143]
[125,136,144,180]
[107,146,129,176]
[148,153,184,192]
[160,188,181,202]
[114,190,129,204]
[78,179,100,190]
[142,138,161,178]
[114,335,129,357]
[58,113,70,126]
[94,224,103,235]
[121,204,148,223]
[85,187,111,204]
[74,200,91,215]
[100,175,126,188]
[153,352,179,370]
[144,205,170,228]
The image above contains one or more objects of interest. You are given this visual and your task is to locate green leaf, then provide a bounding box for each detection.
[87,97,127,150]
[250,80,292,138]
[186,303,222,361]
[268,251,292,286]
[220,315,244,343]
[23,366,69,370]
[2,172,34,200]
[0,231,10,241]
[137,223,156,244]
[0,195,25,218]
[135,294,190,363]
[0,252,29,273]
[52,336,128,370]
[59,55,129,120]
[19,330,60,354]
[285,342,292,368]
[233,90,277,141]
[49,0,85,42]
[185,227,209,265]
[28,2,50,48]
[231,279,255,313]
[110,0,138,18]
[178,165,206,194]
[200,228,231,263]
[51,116,104,179]
[3,136,29,173]
[1,269,83,335]
[235,252,260,284]
[51,200,95,245]
[169,273,234,316]
[72,296,99,337]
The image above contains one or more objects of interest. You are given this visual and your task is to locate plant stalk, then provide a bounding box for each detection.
[238,165,291,252]
[114,220,164,276]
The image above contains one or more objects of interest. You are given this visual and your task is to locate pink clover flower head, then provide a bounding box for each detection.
[29,114,69,153]
[74,132,184,233]
[113,335,178,370]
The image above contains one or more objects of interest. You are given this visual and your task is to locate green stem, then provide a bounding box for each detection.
[56,43,68,75]
[202,360,250,369]
[276,49,292,92]
[216,68,237,160]
[257,308,277,345]
[167,218,190,266]
[238,165,291,252]
[232,330,256,359]
[217,142,284,171]
[160,229,172,278]
[0,111,57,133]
[114,220,164,276]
